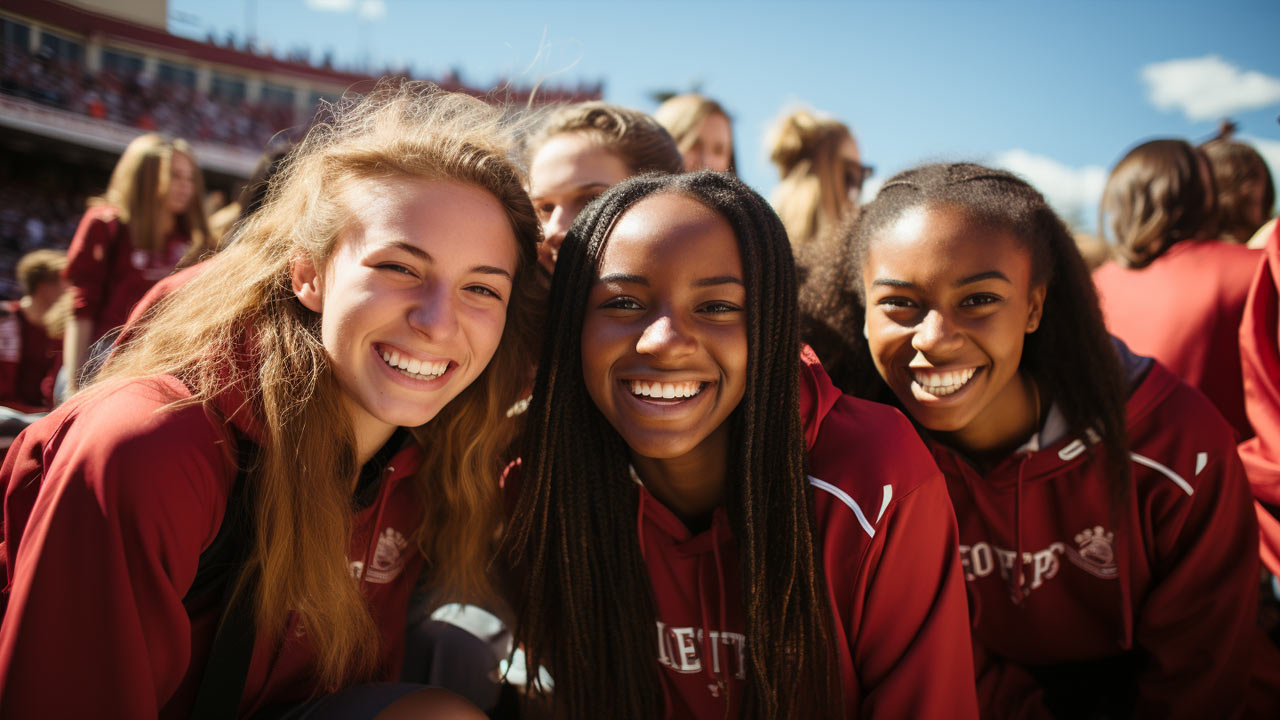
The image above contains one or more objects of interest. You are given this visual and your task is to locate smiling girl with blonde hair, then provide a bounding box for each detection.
[0,82,542,720]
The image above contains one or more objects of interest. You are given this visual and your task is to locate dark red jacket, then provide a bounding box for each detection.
[64,205,192,343]
[1093,239,1262,440]
[0,300,60,411]
[637,349,979,719]
[0,375,426,718]
[1239,220,1280,577]
[931,354,1265,719]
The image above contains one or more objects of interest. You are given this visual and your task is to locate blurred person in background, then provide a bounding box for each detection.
[1200,130,1275,246]
[524,102,682,273]
[1093,139,1260,440]
[1239,219,1280,630]
[62,133,212,395]
[768,108,870,248]
[0,249,67,434]
[653,93,736,174]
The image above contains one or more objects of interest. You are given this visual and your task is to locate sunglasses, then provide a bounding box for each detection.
[845,161,875,190]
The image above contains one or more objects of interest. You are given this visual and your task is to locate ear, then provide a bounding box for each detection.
[863,317,870,340]
[1026,283,1047,333]
[291,255,324,313]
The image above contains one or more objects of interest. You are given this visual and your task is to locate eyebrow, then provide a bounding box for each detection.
[871,270,1011,289]
[596,273,745,288]
[387,241,512,279]
[530,181,612,200]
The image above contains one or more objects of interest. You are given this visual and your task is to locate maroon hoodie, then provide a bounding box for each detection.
[1239,220,1280,577]
[0,375,426,718]
[65,205,193,344]
[636,348,979,718]
[1093,238,1262,440]
[930,348,1269,718]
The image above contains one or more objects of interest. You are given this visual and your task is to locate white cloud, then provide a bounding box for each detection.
[304,0,384,20]
[992,149,1108,229]
[1142,56,1280,122]
[359,0,387,21]
[305,0,355,11]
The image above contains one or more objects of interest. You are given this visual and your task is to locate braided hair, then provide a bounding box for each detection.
[505,170,843,718]
[800,162,1131,487]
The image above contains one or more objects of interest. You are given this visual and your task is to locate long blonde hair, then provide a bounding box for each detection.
[96,82,543,691]
[768,109,856,248]
[92,133,212,262]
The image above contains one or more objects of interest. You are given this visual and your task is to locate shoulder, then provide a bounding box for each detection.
[807,396,942,539]
[76,204,122,232]
[40,377,237,516]
[1126,362,1241,500]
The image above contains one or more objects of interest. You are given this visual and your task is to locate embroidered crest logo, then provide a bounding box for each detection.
[351,527,409,584]
[1066,525,1117,579]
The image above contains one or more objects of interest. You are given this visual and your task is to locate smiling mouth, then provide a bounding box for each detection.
[626,379,708,402]
[910,367,979,397]
[381,347,450,381]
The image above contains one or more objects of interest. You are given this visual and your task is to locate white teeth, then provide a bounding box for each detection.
[381,348,448,381]
[628,380,703,399]
[911,367,978,397]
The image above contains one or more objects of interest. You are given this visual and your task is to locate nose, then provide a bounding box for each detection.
[408,283,460,343]
[911,308,962,356]
[635,311,697,361]
[542,206,571,251]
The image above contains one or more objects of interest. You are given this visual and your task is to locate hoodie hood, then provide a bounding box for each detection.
[799,344,843,452]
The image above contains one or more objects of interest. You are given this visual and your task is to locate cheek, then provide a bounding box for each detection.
[466,304,512,363]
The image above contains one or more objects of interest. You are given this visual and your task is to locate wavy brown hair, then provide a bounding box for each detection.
[1099,138,1214,269]
[507,171,842,718]
[1201,137,1275,244]
[95,81,543,691]
[92,133,212,264]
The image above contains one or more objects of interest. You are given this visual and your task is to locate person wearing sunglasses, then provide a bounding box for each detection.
[767,107,871,249]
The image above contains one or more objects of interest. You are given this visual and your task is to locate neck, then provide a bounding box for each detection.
[157,211,175,240]
[630,425,731,529]
[347,406,397,468]
[943,371,1041,463]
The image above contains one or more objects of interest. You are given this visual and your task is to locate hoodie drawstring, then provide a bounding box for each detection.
[357,464,394,584]
[1011,453,1030,605]
[711,515,730,708]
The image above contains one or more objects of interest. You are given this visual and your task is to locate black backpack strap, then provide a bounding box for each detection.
[188,437,258,720]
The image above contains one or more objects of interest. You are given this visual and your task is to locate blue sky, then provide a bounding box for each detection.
[169,0,1280,231]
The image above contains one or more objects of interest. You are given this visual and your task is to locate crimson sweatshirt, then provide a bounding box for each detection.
[0,300,61,412]
[1239,220,1280,577]
[65,205,192,343]
[930,349,1265,719]
[0,375,426,718]
[1093,238,1262,440]
[636,348,979,719]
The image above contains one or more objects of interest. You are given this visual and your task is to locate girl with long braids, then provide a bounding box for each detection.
[800,162,1272,717]
[0,83,542,719]
[505,170,978,719]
